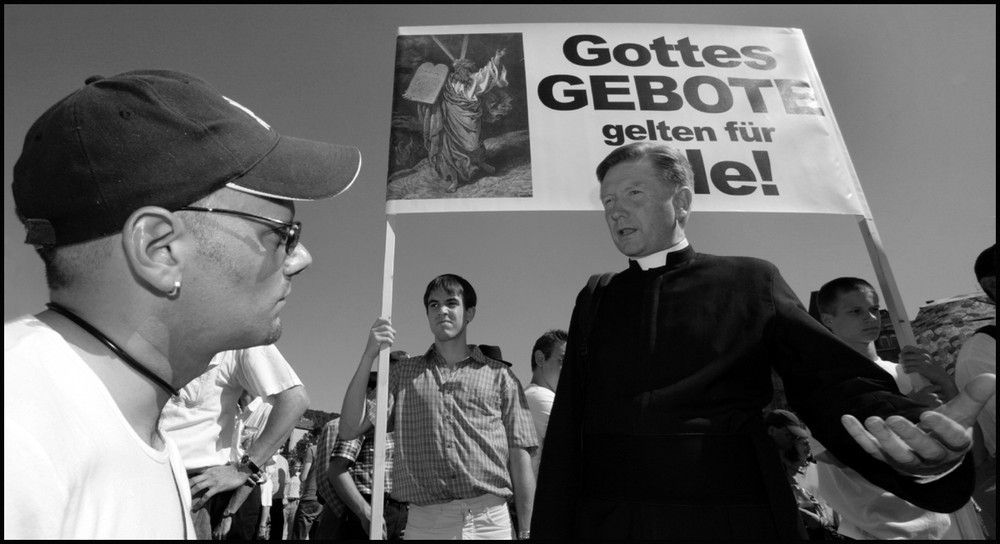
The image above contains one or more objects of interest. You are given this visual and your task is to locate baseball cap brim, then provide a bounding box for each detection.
[227,134,361,202]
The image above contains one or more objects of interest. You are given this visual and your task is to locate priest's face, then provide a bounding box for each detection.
[600,158,688,258]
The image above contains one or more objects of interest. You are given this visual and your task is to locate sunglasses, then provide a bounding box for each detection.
[178,206,301,255]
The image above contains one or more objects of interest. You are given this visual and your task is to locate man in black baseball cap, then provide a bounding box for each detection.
[5,70,360,539]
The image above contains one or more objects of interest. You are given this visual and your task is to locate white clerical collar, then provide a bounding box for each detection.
[635,239,690,270]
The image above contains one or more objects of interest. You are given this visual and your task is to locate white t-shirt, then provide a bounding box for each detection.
[160,345,301,470]
[524,384,555,476]
[954,328,996,456]
[234,396,274,462]
[4,315,195,539]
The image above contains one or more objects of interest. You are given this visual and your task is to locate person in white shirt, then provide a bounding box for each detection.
[160,346,308,539]
[524,329,568,477]
[814,276,982,539]
[4,69,359,539]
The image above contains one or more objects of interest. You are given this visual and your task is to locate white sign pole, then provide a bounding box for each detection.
[369,214,397,539]
[857,215,928,389]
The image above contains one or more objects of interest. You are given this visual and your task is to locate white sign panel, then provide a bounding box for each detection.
[385,23,868,218]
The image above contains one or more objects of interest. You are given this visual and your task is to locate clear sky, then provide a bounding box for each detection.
[4,5,996,413]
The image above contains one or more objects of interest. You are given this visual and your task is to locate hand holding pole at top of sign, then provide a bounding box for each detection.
[365,317,396,360]
[339,317,395,440]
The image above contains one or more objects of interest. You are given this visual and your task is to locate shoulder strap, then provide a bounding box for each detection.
[577,272,615,360]
[975,324,996,340]
[573,272,614,456]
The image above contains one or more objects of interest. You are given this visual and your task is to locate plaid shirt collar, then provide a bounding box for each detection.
[423,344,495,367]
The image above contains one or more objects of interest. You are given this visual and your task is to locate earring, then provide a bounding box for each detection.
[168,280,181,298]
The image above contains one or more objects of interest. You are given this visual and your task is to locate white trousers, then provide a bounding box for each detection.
[404,494,513,540]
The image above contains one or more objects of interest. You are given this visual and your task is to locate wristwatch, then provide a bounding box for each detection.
[518,529,530,540]
[240,454,263,476]
[239,454,263,487]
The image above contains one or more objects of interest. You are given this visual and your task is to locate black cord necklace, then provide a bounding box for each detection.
[46,302,179,396]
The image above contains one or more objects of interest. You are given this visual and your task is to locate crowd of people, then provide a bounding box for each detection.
[4,68,996,541]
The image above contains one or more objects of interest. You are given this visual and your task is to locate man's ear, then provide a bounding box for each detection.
[121,206,186,296]
[466,306,476,323]
[533,350,546,368]
[820,312,835,330]
[673,186,693,224]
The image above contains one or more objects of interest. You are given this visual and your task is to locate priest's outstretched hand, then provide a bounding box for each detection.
[841,373,996,477]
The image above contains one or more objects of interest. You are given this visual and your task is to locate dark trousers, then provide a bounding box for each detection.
[351,495,408,540]
[315,496,408,540]
[191,484,262,540]
[311,504,342,540]
[291,498,322,539]
[268,500,285,540]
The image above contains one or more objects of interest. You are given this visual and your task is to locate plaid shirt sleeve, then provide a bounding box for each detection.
[315,419,346,514]
[501,367,539,451]
[331,434,362,463]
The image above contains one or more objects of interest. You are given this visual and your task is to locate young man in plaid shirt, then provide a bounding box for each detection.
[340,274,538,539]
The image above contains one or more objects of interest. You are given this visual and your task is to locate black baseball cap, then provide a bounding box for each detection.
[13,69,361,246]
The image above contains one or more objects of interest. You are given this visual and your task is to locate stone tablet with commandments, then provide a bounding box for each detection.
[403,62,449,104]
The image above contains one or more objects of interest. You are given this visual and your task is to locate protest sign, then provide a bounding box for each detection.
[386,23,870,218]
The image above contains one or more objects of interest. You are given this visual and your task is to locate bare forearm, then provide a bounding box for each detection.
[342,318,395,439]
[340,351,378,439]
[246,386,309,466]
[224,483,255,516]
[330,461,368,519]
[509,447,535,536]
[258,506,269,530]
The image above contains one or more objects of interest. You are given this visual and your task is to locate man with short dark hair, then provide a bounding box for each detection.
[532,142,996,539]
[525,329,568,477]
[813,276,961,539]
[340,274,538,539]
[4,69,359,539]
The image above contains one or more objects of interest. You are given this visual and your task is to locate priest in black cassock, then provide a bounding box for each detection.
[530,142,996,539]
